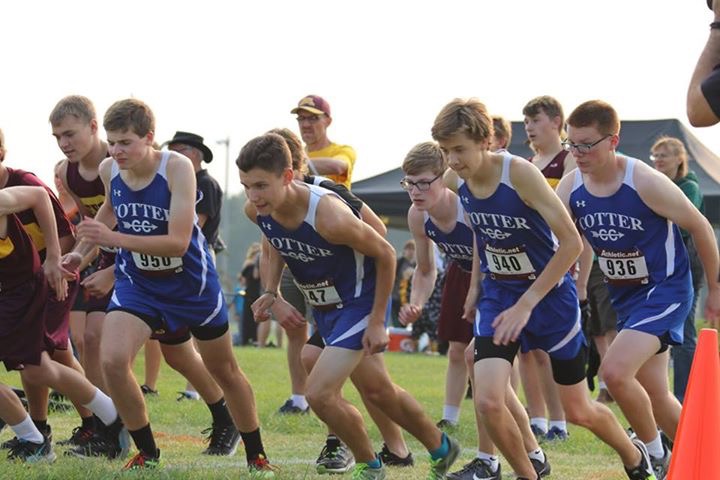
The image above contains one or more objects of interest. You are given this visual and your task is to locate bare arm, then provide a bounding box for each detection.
[359,204,387,237]
[514,160,583,310]
[688,19,720,126]
[399,206,437,324]
[77,154,196,257]
[635,163,720,323]
[0,186,68,298]
[309,157,348,176]
[317,196,396,353]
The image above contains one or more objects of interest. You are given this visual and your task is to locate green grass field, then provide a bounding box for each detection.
[0,346,639,479]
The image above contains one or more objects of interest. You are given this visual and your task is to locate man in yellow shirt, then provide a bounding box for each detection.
[291,95,356,189]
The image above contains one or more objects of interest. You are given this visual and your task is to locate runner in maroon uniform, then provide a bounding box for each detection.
[0,155,97,447]
[0,185,129,463]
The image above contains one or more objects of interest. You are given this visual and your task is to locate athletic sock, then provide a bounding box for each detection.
[291,394,308,410]
[477,451,499,471]
[442,405,460,423]
[528,448,545,463]
[430,432,449,460]
[207,398,234,426]
[645,432,664,458]
[129,424,158,457]
[81,415,96,430]
[11,415,44,444]
[240,428,265,463]
[530,417,548,433]
[83,388,118,426]
[31,418,48,433]
[549,420,567,432]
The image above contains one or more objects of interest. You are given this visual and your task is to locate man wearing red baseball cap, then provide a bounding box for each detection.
[291,95,356,189]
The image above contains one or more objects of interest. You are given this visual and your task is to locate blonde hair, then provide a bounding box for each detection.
[651,136,689,179]
[402,141,446,176]
[431,98,494,143]
[49,95,96,126]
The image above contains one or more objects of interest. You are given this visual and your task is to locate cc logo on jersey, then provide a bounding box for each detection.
[479,228,512,240]
[590,229,625,242]
[122,220,158,233]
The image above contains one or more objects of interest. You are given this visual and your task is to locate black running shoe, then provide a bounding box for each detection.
[530,451,551,477]
[57,425,95,447]
[2,424,51,450]
[7,436,56,463]
[378,443,413,467]
[624,437,657,480]
[201,423,241,456]
[315,440,355,474]
[447,457,501,480]
[66,417,130,459]
[277,399,310,414]
[140,385,159,396]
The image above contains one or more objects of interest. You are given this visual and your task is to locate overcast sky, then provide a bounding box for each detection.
[1,0,715,195]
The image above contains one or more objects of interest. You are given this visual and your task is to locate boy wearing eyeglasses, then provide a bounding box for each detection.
[557,99,720,479]
[432,98,658,480]
[400,141,545,480]
[240,132,460,480]
[291,95,356,189]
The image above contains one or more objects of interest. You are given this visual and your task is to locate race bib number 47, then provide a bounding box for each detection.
[484,245,536,281]
[597,249,649,286]
[296,279,342,307]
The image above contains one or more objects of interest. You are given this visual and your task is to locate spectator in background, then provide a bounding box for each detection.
[651,136,705,403]
[687,0,720,126]
[490,115,513,153]
[241,243,262,346]
[232,273,247,346]
[291,95,356,189]
[392,240,416,326]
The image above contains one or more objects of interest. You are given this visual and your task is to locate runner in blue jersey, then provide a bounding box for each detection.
[261,128,412,475]
[239,133,460,480]
[400,141,546,480]
[557,100,720,479]
[63,99,275,477]
[432,98,657,480]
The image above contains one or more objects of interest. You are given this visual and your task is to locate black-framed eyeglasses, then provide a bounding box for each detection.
[561,134,612,154]
[400,173,442,192]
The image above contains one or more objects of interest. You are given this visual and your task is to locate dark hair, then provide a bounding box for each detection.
[267,128,306,173]
[236,133,291,174]
[103,98,155,136]
[522,95,565,134]
[567,100,620,136]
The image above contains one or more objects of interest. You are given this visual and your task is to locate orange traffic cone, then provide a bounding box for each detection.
[668,328,720,479]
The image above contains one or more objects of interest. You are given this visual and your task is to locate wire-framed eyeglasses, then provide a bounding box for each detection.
[400,173,442,191]
[561,134,612,154]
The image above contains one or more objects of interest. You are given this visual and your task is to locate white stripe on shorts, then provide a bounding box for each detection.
[629,303,681,329]
[329,315,369,346]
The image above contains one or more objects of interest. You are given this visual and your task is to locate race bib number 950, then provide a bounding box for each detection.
[132,252,183,272]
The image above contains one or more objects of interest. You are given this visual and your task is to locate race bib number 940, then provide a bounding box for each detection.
[297,279,342,307]
[132,252,183,272]
[484,245,536,280]
[597,249,649,286]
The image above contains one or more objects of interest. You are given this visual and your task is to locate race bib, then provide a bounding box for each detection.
[597,249,649,286]
[484,245,536,280]
[296,279,342,308]
[132,252,183,272]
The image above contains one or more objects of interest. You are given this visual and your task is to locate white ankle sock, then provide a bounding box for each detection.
[442,405,460,423]
[11,415,43,443]
[291,394,308,409]
[530,417,548,433]
[477,451,499,471]
[645,432,664,458]
[83,388,118,426]
[528,448,545,463]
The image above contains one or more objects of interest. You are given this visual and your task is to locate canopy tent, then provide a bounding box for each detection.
[352,119,720,229]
